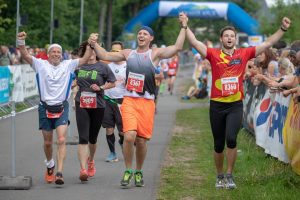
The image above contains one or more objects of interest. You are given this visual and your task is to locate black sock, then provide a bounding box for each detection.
[118,133,124,145]
[106,134,115,153]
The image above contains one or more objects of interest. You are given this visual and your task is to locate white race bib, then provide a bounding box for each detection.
[221,77,239,96]
[126,72,145,93]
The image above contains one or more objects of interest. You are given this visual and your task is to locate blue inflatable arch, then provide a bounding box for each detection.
[124,1,259,36]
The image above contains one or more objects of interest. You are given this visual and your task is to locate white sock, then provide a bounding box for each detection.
[44,158,55,168]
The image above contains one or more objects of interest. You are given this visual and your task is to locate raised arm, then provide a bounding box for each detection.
[154,12,186,61]
[255,17,291,56]
[16,32,33,65]
[181,13,207,58]
[89,33,126,62]
[78,44,92,66]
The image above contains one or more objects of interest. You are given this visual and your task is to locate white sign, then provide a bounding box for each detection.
[254,89,289,163]
[159,1,228,18]
[248,35,263,46]
[8,65,24,102]
[21,64,38,98]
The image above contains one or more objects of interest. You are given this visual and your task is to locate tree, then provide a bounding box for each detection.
[0,0,12,35]
[259,0,300,43]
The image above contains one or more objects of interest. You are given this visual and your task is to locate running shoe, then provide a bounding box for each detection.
[225,174,237,189]
[106,152,118,162]
[120,169,133,187]
[181,95,190,100]
[79,169,88,182]
[215,174,225,189]
[134,170,144,187]
[55,172,64,185]
[87,159,96,177]
[44,165,55,183]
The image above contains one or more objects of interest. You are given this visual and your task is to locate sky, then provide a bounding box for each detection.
[265,0,300,7]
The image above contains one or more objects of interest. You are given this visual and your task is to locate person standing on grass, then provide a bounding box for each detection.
[17,31,92,185]
[88,12,186,188]
[180,13,291,189]
[102,41,127,162]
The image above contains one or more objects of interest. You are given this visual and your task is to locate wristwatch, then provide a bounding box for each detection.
[181,25,188,29]
[100,85,105,90]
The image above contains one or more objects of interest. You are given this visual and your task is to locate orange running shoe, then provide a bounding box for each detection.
[87,159,96,177]
[55,172,64,185]
[79,169,88,182]
[44,165,55,183]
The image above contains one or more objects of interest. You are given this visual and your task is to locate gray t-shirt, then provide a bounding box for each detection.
[75,61,116,108]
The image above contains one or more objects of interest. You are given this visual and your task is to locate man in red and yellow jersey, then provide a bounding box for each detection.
[181,13,291,189]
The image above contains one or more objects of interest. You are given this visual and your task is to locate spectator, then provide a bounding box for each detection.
[0,45,12,66]
[256,48,278,77]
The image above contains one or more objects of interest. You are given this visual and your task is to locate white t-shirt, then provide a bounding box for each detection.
[105,62,127,99]
[31,56,79,105]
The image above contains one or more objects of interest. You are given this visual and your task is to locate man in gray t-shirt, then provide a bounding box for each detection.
[89,13,187,188]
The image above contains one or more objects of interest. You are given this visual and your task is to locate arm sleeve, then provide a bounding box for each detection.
[246,47,256,60]
[68,59,80,73]
[31,56,43,72]
[205,48,212,61]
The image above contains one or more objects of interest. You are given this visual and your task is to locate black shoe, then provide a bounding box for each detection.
[55,172,64,185]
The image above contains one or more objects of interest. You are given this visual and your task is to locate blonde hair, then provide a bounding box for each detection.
[278,57,294,75]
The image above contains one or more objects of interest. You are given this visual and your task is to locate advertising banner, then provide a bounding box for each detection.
[8,65,24,102]
[159,1,228,18]
[21,64,38,98]
[248,35,264,46]
[0,66,10,105]
[254,90,289,163]
[283,101,300,175]
[243,79,266,134]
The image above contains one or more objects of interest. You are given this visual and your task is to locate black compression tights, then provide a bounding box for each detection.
[75,102,105,144]
[209,100,243,153]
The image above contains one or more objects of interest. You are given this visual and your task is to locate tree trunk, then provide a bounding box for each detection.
[133,2,140,16]
[98,1,107,44]
[106,0,113,49]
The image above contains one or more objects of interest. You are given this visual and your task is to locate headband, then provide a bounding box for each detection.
[138,26,154,36]
[47,44,62,53]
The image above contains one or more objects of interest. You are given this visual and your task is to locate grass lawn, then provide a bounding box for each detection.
[157,106,300,200]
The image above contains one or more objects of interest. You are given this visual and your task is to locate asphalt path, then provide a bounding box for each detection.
[0,64,198,200]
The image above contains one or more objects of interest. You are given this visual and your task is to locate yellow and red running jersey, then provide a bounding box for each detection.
[206,47,256,103]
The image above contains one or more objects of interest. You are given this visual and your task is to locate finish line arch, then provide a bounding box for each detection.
[124,1,259,36]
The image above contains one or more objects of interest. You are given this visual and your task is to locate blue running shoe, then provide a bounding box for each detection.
[106,152,118,162]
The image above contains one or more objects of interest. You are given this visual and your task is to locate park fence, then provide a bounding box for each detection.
[243,78,300,175]
[0,64,39,117]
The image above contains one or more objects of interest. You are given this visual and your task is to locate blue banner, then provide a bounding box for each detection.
[0,66,10,105]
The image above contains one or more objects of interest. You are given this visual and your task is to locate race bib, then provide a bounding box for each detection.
[80,92,97,108]
[46,110,63,119]
[126,72,145,93]
[221,77,239,96]
[168,69,176,76]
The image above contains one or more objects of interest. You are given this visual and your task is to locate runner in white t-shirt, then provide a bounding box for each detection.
[17,31,92,185]
[102,41,127,163]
